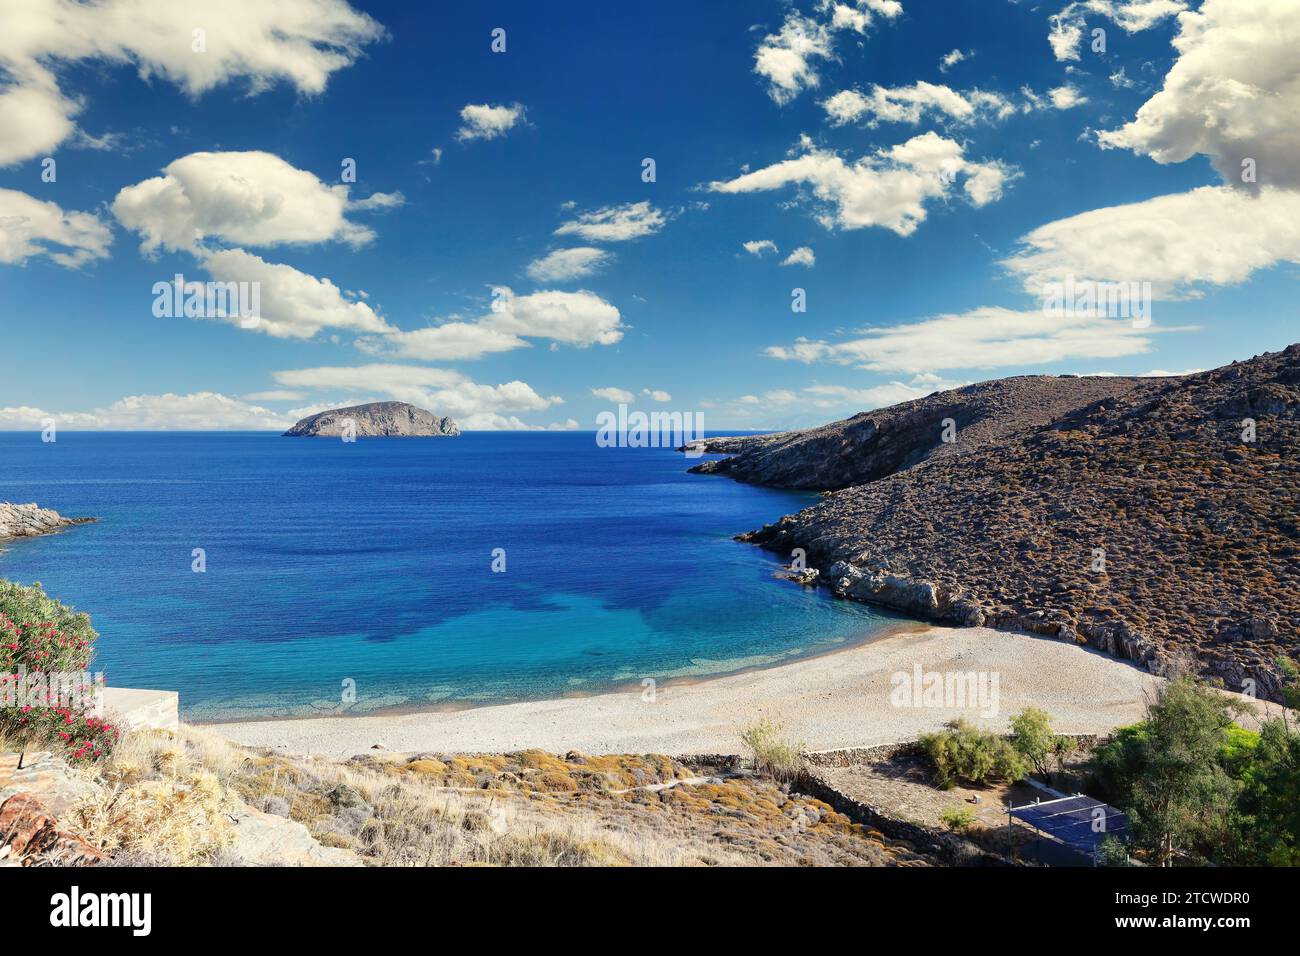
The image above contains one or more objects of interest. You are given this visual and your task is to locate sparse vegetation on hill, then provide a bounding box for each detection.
[701,346,1300,702]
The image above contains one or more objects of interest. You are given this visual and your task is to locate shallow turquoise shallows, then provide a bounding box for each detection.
[0,431,903,720]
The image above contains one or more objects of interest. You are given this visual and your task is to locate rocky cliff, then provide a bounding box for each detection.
[283,401,460,438]
[0,503,94,542]
[695,346,1300,702]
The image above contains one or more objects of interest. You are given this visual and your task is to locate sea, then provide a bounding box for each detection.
[0,431,904,720]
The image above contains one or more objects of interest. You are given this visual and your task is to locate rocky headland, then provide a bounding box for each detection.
[693,345,1300,702]
[0,503,95,544]
[283,401,460,438]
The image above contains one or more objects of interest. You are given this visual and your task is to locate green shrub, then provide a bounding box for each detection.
[940,805,976,832]
[919,719,1028,788]
[739,718,803,782]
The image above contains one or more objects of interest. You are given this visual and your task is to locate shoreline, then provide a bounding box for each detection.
[210,624,1221,759]
[194,615,933,726]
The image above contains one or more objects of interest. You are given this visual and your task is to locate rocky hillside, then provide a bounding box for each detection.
[283,401,459,438]
[699,346,1300,702]
[690,375,1146,490]
[0,503,94,543]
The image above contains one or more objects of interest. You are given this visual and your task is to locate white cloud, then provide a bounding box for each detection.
[939,48,970,73]
[743,239,779,257]
[1002,185,1300,297]
[709,373,958,420]
[765,305,1179,373]
[359,287,624,360]
[196,247,392,338]
[272,364,563,430]
[0,187,112,267]
[753,13,834,105]
[455,102,527,142]
[555,201,666,242]
[1048,84,1089,109]
[1097,0,1300,189]
[754,3,903,104]
[641,389,672,402]
[0,393,291,430]
[707,133,1013,236]
[781,246,816,267]
[526,247,612,281]
[361,323,525,361]
[0,0,383,167]
[822,83,1015,127]
[591,387,635,403]
[242,390,306,401]
[1049,1,1186,62]
[113,151,390,255]
[484,287,623,346]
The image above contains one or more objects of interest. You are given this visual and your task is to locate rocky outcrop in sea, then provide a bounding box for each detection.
[694,345,1300,703]
[0,503,94,542]
[283,401,460,438]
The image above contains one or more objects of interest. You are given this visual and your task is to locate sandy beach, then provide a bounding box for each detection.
[210,625,1216,758]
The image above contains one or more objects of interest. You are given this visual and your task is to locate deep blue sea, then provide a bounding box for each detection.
[0,432,901,720]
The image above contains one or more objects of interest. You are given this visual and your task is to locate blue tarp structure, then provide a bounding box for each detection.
[1009,795,1129,858]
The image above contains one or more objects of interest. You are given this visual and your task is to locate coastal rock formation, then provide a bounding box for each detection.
[283,401,460,438]
[0,503,94,542]
[697,346,1300,703]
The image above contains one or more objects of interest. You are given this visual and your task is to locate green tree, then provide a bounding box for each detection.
[1009,706,1055,780]
[1127,677,1241,866]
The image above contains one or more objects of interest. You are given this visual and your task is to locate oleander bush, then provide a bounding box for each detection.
[0,579,117,761]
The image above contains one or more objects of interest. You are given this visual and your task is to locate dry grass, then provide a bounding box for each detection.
[7,725,930,867]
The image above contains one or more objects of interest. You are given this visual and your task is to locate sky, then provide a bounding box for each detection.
[0,0,1296,431]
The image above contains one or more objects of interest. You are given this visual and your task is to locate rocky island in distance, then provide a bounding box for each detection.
[283,401,460,438]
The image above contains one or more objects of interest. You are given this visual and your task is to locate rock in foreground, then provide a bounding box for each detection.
[283,401,460,438]
[0,503,94,542]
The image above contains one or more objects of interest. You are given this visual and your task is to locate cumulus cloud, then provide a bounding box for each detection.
[554,201,666,242]
[1049,1,1186,62]
[1048,85,1089,110]
[1097,0,1300,188]
[455,103,527,142]
[641,389,672,402]
[526,247,612,281]
[822,83,1015,127]
[189,247,390,339]
[781,246,816,267]
[1002,185,1300,297]
[0,187,112,267]
[113,151,391,255]
[272,363,564,430]
[765,306,1180,373]
[359,287,624,361]
[742,239,779,257]
[0,0,383,167]
[0,393,291,430]
[484,287,623,346]
[707,133,1013,236]
[591,387,635,403]
[754,3,902,104]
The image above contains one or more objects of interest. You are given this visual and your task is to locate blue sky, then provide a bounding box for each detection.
[1,0,1296,430]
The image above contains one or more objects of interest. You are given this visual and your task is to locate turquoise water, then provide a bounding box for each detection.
[0,431,901,720]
